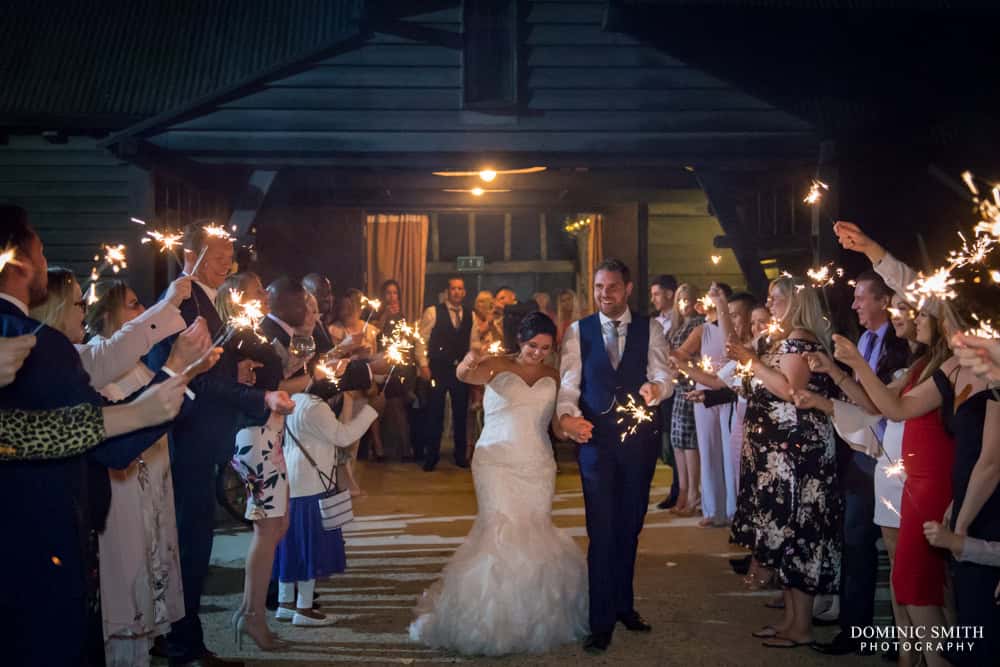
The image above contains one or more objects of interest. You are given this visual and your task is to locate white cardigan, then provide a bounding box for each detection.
[283,393,378,498]
[75,300,186,390]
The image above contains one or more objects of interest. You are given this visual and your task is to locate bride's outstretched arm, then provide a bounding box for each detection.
[457,350,498,385]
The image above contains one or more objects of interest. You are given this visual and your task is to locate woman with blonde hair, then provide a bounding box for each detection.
[555,289,579,349]
[726,279,842,650]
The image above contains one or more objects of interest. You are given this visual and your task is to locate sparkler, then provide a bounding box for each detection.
[697,294,715,311]
[765,319,784,341]
[486,340,505,356]
[805,264,844,288]
[360,296,382,331]
[377,320,424,395]
[906,267,958,309]
[803,179,829,205]
[697,354,715,374]
[140,229,184,267]
[965,314,1000,339]
[0,246,18,273]
[734,359,754,381]
[614,395,653,443]
[94,244,128,275]
[710,254,722,265]
[202,223,233,240]
[677,298,688,313]
[314,358,341,387]
[884,459,906,480]
[879,497,901,519]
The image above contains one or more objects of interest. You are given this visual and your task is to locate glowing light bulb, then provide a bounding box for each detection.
[470,187,484,197]
[478,169,497,183]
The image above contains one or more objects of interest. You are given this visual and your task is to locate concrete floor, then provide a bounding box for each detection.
[199,449,886,666]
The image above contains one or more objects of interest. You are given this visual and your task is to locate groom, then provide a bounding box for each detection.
[557,258,672,654]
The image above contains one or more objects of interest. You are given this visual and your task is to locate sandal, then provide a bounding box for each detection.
[752,626,779,638]
[761,637,810,648]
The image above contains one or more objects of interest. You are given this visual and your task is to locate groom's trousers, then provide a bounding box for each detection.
[577,433,659,633]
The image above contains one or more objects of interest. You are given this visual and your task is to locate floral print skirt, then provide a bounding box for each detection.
[232,413,289,520]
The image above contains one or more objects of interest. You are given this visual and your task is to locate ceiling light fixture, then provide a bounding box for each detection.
[433,166,547,181]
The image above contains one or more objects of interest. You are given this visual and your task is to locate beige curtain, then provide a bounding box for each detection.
[576,214,604,316]
[366,214,429,324]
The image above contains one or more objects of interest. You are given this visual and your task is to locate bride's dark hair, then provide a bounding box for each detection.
[517,311,557,344]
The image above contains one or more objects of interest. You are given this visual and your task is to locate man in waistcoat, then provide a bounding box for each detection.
[557,258,672,654]
[415,276,472,471]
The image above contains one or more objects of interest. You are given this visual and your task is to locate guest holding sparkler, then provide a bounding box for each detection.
[214,277,300,652]
[823,275,998,665]
[0,206,208,666]
[665,283,704,517]
[798,301,954,667]
[726,278,843,650]
[329,288,380,490]
[670,282,734,527]
[146,221,294,667]
[275,372,383,628]
[373,280,417,461]
[301,273,335,352]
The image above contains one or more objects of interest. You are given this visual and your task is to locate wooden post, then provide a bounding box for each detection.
[637,201,649,315]
[539,212,548,261]
[504,213,512,261]
[467,212,476,256]
[431,212,440,261]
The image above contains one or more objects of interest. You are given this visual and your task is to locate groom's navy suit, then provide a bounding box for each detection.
[574,312,662,634]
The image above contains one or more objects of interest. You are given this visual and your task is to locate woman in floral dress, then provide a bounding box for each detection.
[727,279,843,650]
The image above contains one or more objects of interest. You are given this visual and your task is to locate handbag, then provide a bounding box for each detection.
[284,425,354,530]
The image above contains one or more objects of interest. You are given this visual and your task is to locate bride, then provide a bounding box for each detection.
[409,312,588,655]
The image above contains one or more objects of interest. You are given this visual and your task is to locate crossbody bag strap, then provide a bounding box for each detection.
[284,424,337,493]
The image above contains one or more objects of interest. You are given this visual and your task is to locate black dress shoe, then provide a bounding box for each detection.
[617,611,652,632]
[656,495,677,510]
[455,461,470,469]
[730,555,751,575]
[810,631,871,656]
[583,631,613,654]
[422,462,436,472]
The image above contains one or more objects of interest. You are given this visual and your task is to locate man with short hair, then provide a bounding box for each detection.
[147,221,295,667]
[557,258,672,654]
[415,276,472,470]
[302,273,334,352]
[813,270,909,658]
[493,285,517,316]
[261,277,308,346]
[650,274,680,510]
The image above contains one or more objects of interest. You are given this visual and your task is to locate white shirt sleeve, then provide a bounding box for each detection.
[415,306,436,368]
[557,321,583,418]
[646,318,673,404]
[76,300,186,390]
[300,398,379,449]
[873,251,941,317]
[958,536,1000,568]
[831,399,882,458]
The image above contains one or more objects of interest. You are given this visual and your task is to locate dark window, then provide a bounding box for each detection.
[437,213,468,261]
[546,215,577,261]
[510,212,539,260]
[474,213,504,263]
[463,0,518,109]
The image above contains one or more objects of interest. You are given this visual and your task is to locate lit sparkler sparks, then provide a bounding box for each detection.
[697,354,715,374]
[677,298,688,312]
[224,289,266,339]
[803,179,829,205]
[884,459,906,480]
[202,223,233,240]
[735,359,754,381]
[314,359,341,387]
[697,294,715,311]
[805,263,843,288]
[966,314,1000,339]
[0,246,18,273]
[946,232,995,268]
[906,267,958,309]
[710,254,722,265]
[95,244,128,274]
[140,228,185,267]
[765,319,784,340]
[615,395,653,443]
[486,340,505,355]
[879,497,901,519]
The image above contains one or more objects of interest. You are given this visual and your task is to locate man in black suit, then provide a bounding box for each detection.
[813,270,909,657]
[146,222,294,667]
[261,277,308,348]
[0,206,201,665]
[415,276,472,471]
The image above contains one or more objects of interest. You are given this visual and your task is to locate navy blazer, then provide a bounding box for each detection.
[0,299,169,599]
[145,282,269,465]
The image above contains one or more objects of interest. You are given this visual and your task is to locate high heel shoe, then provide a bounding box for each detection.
[234,610,290,651]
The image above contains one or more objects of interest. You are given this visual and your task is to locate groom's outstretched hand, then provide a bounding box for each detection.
[638,382,661,406]
[559,415,594,444]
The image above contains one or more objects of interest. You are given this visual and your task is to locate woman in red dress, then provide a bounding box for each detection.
[891,311,954,667]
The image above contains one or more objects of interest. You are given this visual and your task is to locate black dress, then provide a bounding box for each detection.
[935,370,1000,666]
[730,338,843,594]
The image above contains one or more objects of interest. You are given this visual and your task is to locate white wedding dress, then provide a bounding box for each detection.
[409,371,589,655]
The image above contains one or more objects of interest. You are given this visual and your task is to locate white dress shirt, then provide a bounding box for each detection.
[654,310,674,337]
[415,303,465,368]
[75,299,186,390]
[183,273,218,305]
[266,313,296,340]
[557,309,673,419]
